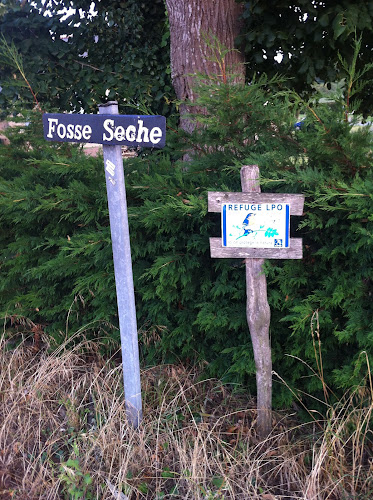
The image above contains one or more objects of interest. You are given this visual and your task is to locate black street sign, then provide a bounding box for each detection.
[43,103,167,427]
[43,113,166,148]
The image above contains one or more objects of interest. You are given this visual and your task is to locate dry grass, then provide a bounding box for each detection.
[0,329,372,499]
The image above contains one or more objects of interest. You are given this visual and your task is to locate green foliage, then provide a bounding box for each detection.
[239,0,373,115]
[0,50,372,409]
[163,68,372,405]
[2,0,373,121]
[0,120,113,341]
[59,441,94,499]
[0,0,173,116]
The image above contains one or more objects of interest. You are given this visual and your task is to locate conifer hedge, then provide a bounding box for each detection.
[0,75,372,408]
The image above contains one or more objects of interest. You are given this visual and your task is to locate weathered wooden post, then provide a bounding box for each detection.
[208,165,304,439]
[241,165,272,439]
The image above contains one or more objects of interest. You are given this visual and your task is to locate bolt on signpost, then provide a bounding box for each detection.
[43,103,166,427]
[208,165,304,439]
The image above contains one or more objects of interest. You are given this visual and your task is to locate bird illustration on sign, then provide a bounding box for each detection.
[222,203,289,248]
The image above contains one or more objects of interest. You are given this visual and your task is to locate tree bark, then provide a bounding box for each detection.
[165,0,245,133]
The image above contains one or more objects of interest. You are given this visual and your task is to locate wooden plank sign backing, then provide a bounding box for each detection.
[208,191,304,259]
[208,191,305,215]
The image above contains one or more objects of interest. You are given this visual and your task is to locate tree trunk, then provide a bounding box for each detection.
[165,0,245,133]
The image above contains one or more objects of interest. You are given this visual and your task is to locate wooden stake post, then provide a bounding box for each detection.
[208,165,304,439]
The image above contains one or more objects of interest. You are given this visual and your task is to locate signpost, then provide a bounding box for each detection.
[43,103,166,428]
[208,166,304,439]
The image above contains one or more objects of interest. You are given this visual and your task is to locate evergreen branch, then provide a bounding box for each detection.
[201,30,242,83]
[0,35,42,112]
[338,33,373,120]
[72,60,117,75]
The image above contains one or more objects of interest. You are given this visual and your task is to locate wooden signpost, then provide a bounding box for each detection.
[43,103,166,428]
[208,165,304,439]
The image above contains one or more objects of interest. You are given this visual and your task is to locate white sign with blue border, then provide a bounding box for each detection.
[222,202,290,248]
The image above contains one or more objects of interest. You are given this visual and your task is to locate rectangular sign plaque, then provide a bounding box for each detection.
[42,113,166,148]
[222,202,290,248]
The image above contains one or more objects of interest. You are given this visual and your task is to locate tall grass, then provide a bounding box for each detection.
[0,327,372,499]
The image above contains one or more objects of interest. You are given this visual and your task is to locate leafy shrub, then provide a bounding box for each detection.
[0,68,372,408]
[0,0,172,116]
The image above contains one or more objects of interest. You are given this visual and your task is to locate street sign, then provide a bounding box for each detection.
[222,202,290,248]
[43,113,166,148]
[42,103,167,428]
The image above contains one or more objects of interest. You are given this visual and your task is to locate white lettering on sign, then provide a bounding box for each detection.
[103,119,115,141]
[136,120,149,142]
[105,159,116,176]
[43,113,165,147]
[115,125,125,141]
[102,118,162,145]
[126,125,136,142]
[150,127,162,144]
[46,118,58,138]
[46,118,92,141]
[82,125,92,140]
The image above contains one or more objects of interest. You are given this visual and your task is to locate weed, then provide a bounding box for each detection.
[0,329,372,498]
